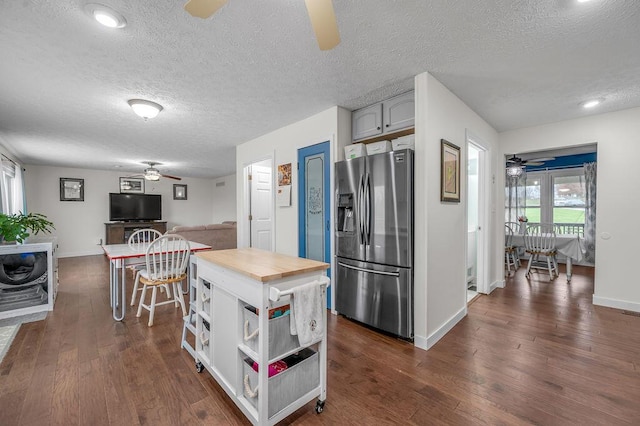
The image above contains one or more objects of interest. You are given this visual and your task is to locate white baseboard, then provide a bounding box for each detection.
[490,279,505,292]
[423,306,467,350]
[414,335,428,350]
[58,248,104,258]
[593,295,640,313]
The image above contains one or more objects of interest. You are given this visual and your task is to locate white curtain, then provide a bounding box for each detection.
[584,162,597,263]
[12,163,25,214]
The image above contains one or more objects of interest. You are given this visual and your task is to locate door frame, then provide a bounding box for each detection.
[466,130,491,296]
[240,154,275,250]
[297,141,332,308]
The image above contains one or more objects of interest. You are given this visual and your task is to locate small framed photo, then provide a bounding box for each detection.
[120,177,145,194]
[60,178,84,201]
[173,184,187,200]
[440,139,461,203]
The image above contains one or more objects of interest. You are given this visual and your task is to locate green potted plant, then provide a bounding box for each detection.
[0,212,55,244]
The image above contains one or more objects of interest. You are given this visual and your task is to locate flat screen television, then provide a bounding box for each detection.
[109,193,162,222]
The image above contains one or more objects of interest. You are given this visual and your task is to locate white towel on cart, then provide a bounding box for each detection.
[289,281,323,347]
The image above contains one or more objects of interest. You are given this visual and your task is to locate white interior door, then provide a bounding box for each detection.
[467,131,490,296]
[249,160,273,250]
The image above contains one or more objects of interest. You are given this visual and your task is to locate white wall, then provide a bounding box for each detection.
[499,107,640,312]
[413,72,500,350]
[211,174,237,223]
[24,165,216,257]
[235,106,350,256]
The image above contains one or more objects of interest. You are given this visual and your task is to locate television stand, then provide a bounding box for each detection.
[104,221,167,245]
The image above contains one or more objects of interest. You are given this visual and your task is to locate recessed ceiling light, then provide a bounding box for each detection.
[85,3,127,29]
[577,0,593,3]
[127,99,164,120]
[581,98,603,109]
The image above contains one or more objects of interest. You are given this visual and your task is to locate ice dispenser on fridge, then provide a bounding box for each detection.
[336,193,354,232]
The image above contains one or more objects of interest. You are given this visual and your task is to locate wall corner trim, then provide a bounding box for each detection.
[425,306,467,349]
[414,335,428,350]
[490,280,505,292]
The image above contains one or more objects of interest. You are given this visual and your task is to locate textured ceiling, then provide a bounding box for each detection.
[0,0,638,179]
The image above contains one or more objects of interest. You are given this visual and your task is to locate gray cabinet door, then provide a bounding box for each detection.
[382,91,414,133]
[352,103,383,141]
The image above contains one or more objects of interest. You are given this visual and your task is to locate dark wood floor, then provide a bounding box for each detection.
[1,256,639,425]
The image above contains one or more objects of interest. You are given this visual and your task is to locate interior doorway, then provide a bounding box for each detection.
[466,131,489,302]
[297,141,332,308]
[242,158,274,250]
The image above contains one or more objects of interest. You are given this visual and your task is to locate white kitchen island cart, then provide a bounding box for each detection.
[194,248,330,425]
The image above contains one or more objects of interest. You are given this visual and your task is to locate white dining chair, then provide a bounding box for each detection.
[524,223,558,280]
[128,228,164,306]
[136,234,190,326]
[505,223,520,275]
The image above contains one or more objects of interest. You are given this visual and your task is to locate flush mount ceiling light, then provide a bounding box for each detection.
[85,3,127,28]
[581,98,604,109]
[127,99,164,119]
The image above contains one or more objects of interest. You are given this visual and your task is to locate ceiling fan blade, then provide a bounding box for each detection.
[184,0,228,19]
[526,157,555,163]
[161,173,182,181]
[523,161,544,166]
[305,0,340,51]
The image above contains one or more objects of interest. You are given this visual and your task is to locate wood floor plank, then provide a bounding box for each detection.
[78,357,109,424]
[50,349,79,426]
[18,335,57,425]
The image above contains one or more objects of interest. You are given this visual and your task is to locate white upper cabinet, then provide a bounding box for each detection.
[383,91,415,133]
[352,103,383,141]
[352,91,415,141]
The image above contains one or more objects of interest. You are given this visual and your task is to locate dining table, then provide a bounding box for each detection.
[102,241,211,321]
[511,233,585,282]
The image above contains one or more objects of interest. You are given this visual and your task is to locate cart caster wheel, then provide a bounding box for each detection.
[315,400,325,414]
[196,362,204,373]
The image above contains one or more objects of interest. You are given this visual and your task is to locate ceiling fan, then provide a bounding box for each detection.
[505,154,555,177]
[183,0,340,50]
[128,162,182,181]
[506,154,555,167]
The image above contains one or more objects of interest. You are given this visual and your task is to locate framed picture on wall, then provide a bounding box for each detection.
[440,139,461,203]
[120,177,145,194]
[60,178,84,201]
[173,184,187,200]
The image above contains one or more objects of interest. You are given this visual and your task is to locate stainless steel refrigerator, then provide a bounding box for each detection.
[335,149,414,339]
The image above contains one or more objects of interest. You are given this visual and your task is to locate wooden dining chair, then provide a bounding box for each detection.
[128,228,163,306]
[524,223,559,279]
[136,234,191,326]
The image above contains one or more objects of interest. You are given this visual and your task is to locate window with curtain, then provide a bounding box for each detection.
[523,168,586,235]
[0,156,25,215]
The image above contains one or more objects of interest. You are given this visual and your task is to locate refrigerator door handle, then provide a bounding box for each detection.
[364,173,371,245]
[358,174,365,244]
[338,262,401,277]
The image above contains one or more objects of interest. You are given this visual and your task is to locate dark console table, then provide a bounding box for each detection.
[104,221,167,245]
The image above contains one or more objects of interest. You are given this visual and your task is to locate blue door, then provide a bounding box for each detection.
[298,141,331,308]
